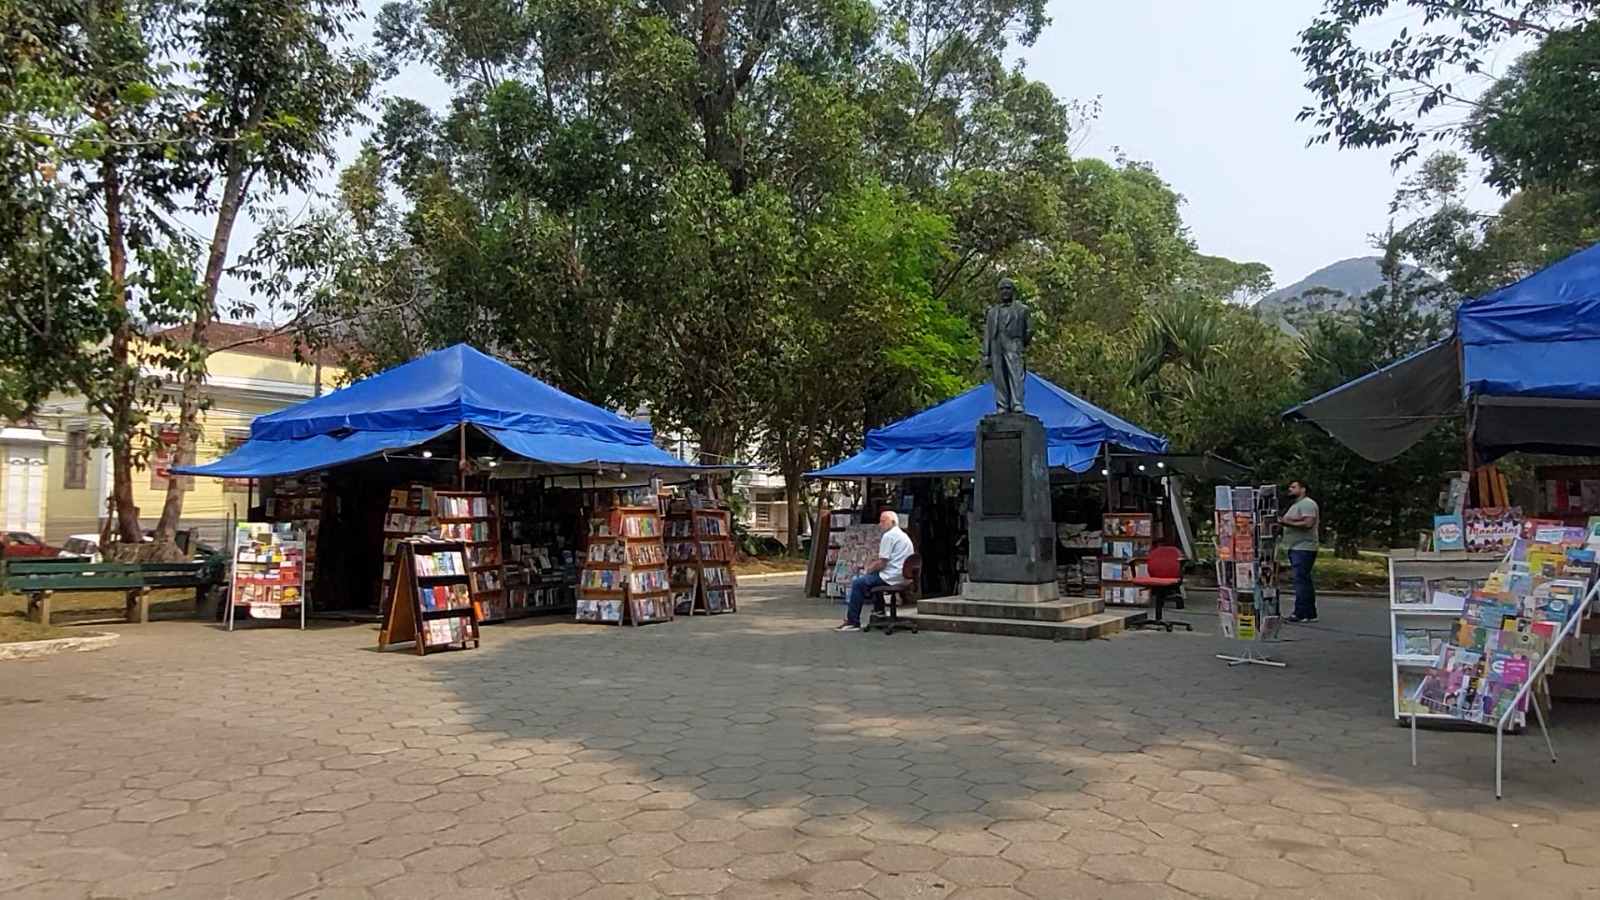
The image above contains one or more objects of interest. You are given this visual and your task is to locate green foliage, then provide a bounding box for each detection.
[0,0,373,542]
[1295,1,1597,168]
[1469,20,1600,196]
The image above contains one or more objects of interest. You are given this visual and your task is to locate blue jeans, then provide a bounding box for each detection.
[846,573,887,626]
[1288,549,1317,619]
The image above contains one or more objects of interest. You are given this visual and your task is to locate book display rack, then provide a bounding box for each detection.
[1402,525,1600,796]
[1101,513,1153,607]
[227,522,306,631]
[265,475,326,606]
[379,483,435,613]
[434,491,506,622]
[693,509,738,614]
[821,509,898,601]
[1058,525,1101,598]
[499,482,581,618]
[578,506,673,625]
[1214,485,1284,666]
[804,504,842,597]
[378,538,481,655]
[666,509,700,615]
[1388,551,1504,722]
[665,504,739,614]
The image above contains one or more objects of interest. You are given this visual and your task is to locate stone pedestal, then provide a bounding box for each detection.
[960,580,1059,603]
[967,412,1056,589]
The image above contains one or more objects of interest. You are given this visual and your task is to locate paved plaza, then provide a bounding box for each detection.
[4,578,1600,899]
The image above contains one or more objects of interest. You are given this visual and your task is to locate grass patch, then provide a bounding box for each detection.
[0,614,73,644]
[0,589,198,638]
[733,555,810,576]
[1194,549,1389,592]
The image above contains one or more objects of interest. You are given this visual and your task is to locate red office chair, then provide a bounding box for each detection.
[1130,545,1191,632]
[866,555,921,635]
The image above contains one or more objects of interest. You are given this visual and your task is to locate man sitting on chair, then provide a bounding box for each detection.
[837,510,914,632]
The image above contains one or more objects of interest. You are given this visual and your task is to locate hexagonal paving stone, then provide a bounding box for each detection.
[936,857,1024,888]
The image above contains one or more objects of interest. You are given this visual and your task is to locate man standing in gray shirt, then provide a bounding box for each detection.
[1281,479,1319,623]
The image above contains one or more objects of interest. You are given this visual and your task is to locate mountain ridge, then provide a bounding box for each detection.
[1256,256,1425,313]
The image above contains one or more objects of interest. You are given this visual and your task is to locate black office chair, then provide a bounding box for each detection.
[866,555,921,635]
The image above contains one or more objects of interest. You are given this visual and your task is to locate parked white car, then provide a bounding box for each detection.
[56,534,104,564]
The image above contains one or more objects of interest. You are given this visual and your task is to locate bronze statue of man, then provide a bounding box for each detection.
[981,277,1032,414]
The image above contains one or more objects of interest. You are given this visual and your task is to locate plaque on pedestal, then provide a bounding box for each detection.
[968,412,1056,590]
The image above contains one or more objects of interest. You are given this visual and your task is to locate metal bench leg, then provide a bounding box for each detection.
[28,591,52,627]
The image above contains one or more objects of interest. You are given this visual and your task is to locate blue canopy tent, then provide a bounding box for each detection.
[177,344,702,479]
[1286,241,1600,461]
[808,374,1170,479]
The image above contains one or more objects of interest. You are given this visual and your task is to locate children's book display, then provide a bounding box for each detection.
[1408,528,1598,728]
[228,522,307,630]
[378,538,481,655]
[379,483,435,613]
[1388,551,1504,721]
[1100,513,1153,607]
[434,491,506,622]
[578,503,673,625]
[1405,524,1600,797]
[266,475,326,606]
[1213,485,1283,666]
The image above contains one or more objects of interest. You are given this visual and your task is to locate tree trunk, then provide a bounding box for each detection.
[783,465,805,554]
[102,164,143,546]
[153,165,251,542]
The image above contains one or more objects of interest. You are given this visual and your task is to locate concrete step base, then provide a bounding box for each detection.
[908,608,1146,641]
[917,597,1104,622]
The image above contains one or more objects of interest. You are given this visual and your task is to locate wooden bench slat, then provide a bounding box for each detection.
[3,559,219,595]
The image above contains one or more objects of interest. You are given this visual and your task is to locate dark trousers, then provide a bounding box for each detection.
[846,573,887,626]
[1288,549,1317,619]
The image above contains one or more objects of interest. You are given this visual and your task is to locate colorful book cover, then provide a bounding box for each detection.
[1433,514,1465,551]
[1399,628,1432,656]
[1236,613,1257,641]
[1236,563,1256,590]
[1394,575,1427,605]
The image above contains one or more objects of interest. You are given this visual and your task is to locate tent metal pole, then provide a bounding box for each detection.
[458,423,467,489]
[1458,337,1477,504]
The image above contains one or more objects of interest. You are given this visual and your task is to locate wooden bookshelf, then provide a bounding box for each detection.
[434,491,506,622]
[378,539,481,655]
[265,475,326,608]
[579,506,673,625]
[379,483,435,614]
[693,509,737,613]
[1101,512,1153,607]
[666,510,699,616]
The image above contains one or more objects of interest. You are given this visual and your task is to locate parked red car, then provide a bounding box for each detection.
[1,531,61,558]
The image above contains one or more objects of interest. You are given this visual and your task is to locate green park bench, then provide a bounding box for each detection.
[1,557,227,627]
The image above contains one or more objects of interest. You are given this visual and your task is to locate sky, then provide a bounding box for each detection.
[1020,0,1423,287]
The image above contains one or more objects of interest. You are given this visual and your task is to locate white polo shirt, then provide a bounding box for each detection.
[879,526,914,586]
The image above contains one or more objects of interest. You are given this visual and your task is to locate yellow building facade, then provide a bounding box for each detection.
[32,325,343,543]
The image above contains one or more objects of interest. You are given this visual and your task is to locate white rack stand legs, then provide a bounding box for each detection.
[1216,647,1287,667]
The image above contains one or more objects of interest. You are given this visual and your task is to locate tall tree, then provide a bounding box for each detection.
[153,0,374,542]
[0,0,201,545]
